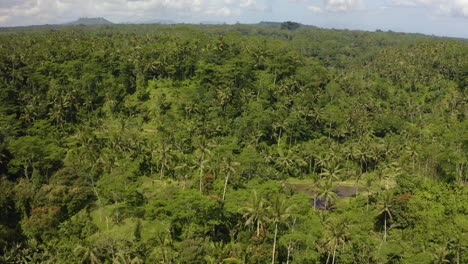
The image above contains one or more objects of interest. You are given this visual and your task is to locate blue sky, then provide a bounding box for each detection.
[0,0,467,38]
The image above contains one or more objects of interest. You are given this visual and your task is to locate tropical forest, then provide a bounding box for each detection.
[0,23,466,263]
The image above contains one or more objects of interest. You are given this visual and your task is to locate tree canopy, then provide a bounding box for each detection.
[0,23,466,263]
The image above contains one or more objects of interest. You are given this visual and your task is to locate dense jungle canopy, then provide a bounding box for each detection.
[0,23,467,263]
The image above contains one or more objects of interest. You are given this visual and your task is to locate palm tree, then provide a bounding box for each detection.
[342,145,354,176]
[353,146,368,173]
[315,152,330,174]
[376,191,393,242]
[404,144,419,171]
[320,164,342,182]
[317,180,338,210]
[74,244,100,264]
[216,88,232,112]
[267,194,294,264]
[194,139,212,192]
[153,141,173,181]
[152,221,175,263]
[193,158,209,192]
[112,252,143,264]
[246,129,264,148]
[241,190,267,237]
[307,173,321,210]
[431,243,451,264]
[48,102,65,128]
[272,121,286,148]
[205,240,230,263]
[20,103,38,124]
[175,158,193,190]
[453,232,466,264]
[276,151,294,178]
[363,174,374,210]
[321,216,350,264]
[112,252,130,264]
[283,217,298,264]
[220,156,240,200]
[378,162,401,190]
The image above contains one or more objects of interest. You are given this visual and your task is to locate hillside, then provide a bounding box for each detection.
[0,24,466,263]
[65,17,113,25]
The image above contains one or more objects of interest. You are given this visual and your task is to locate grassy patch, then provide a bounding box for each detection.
[90,204,161,241]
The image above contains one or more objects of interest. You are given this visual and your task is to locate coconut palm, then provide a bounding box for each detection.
[431,243,451,264]
[74,244,100,264]
[317,180,338,210]
[363,174,374,210]
[241,190,267,237]
[220,156,240,200]
[376,191,394,242]
[175,159,193,190]
[153,141,173,181]
[193,139,212,192]
[276,151,295,177]
[267,194,294,264]
[272,121,286,148]
[321,216,350,264]
[320,164,342,182]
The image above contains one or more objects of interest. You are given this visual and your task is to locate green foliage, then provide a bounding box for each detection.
[22,205,62,240]
[0,23,466,263]
[280,21,301,31]
[58,209,98,240]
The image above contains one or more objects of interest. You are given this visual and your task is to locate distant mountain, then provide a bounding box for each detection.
[65,17,113,26]
[119,19,177,25]
[258,21,317,28]
[144,19,177,25]
[199,21,224,25]
[258,21,282,26]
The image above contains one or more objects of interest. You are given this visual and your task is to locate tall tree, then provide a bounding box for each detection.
[376,191,394,242]
[220,156,240,200]
[242,190,267,237]
[267,194,294,264]
[321,216,350,264]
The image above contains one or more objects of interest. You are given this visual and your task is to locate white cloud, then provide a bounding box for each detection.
[305,0,365,13]
[240,0,256,8]
[324,0,365,12]
[0,15,8,23]
[0,0,266,26]
[204,6,232,16]
[307,5,323,13]
[391,0,468,17]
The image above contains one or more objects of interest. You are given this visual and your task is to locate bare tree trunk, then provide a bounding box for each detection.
[199,163,203,192]
[314,195,317,210]
[346,156,349,175]
[332,244,337,264]
[24,165,29,180]
[277,128,282,148]
[257,221,260,237]
[272,222,278,264]
[286,244,292,264]
[222,173,230,200]
[367,194,369,211]
[384,214,387,242]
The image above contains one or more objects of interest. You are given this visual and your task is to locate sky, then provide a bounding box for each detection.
[0,0,467,38]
